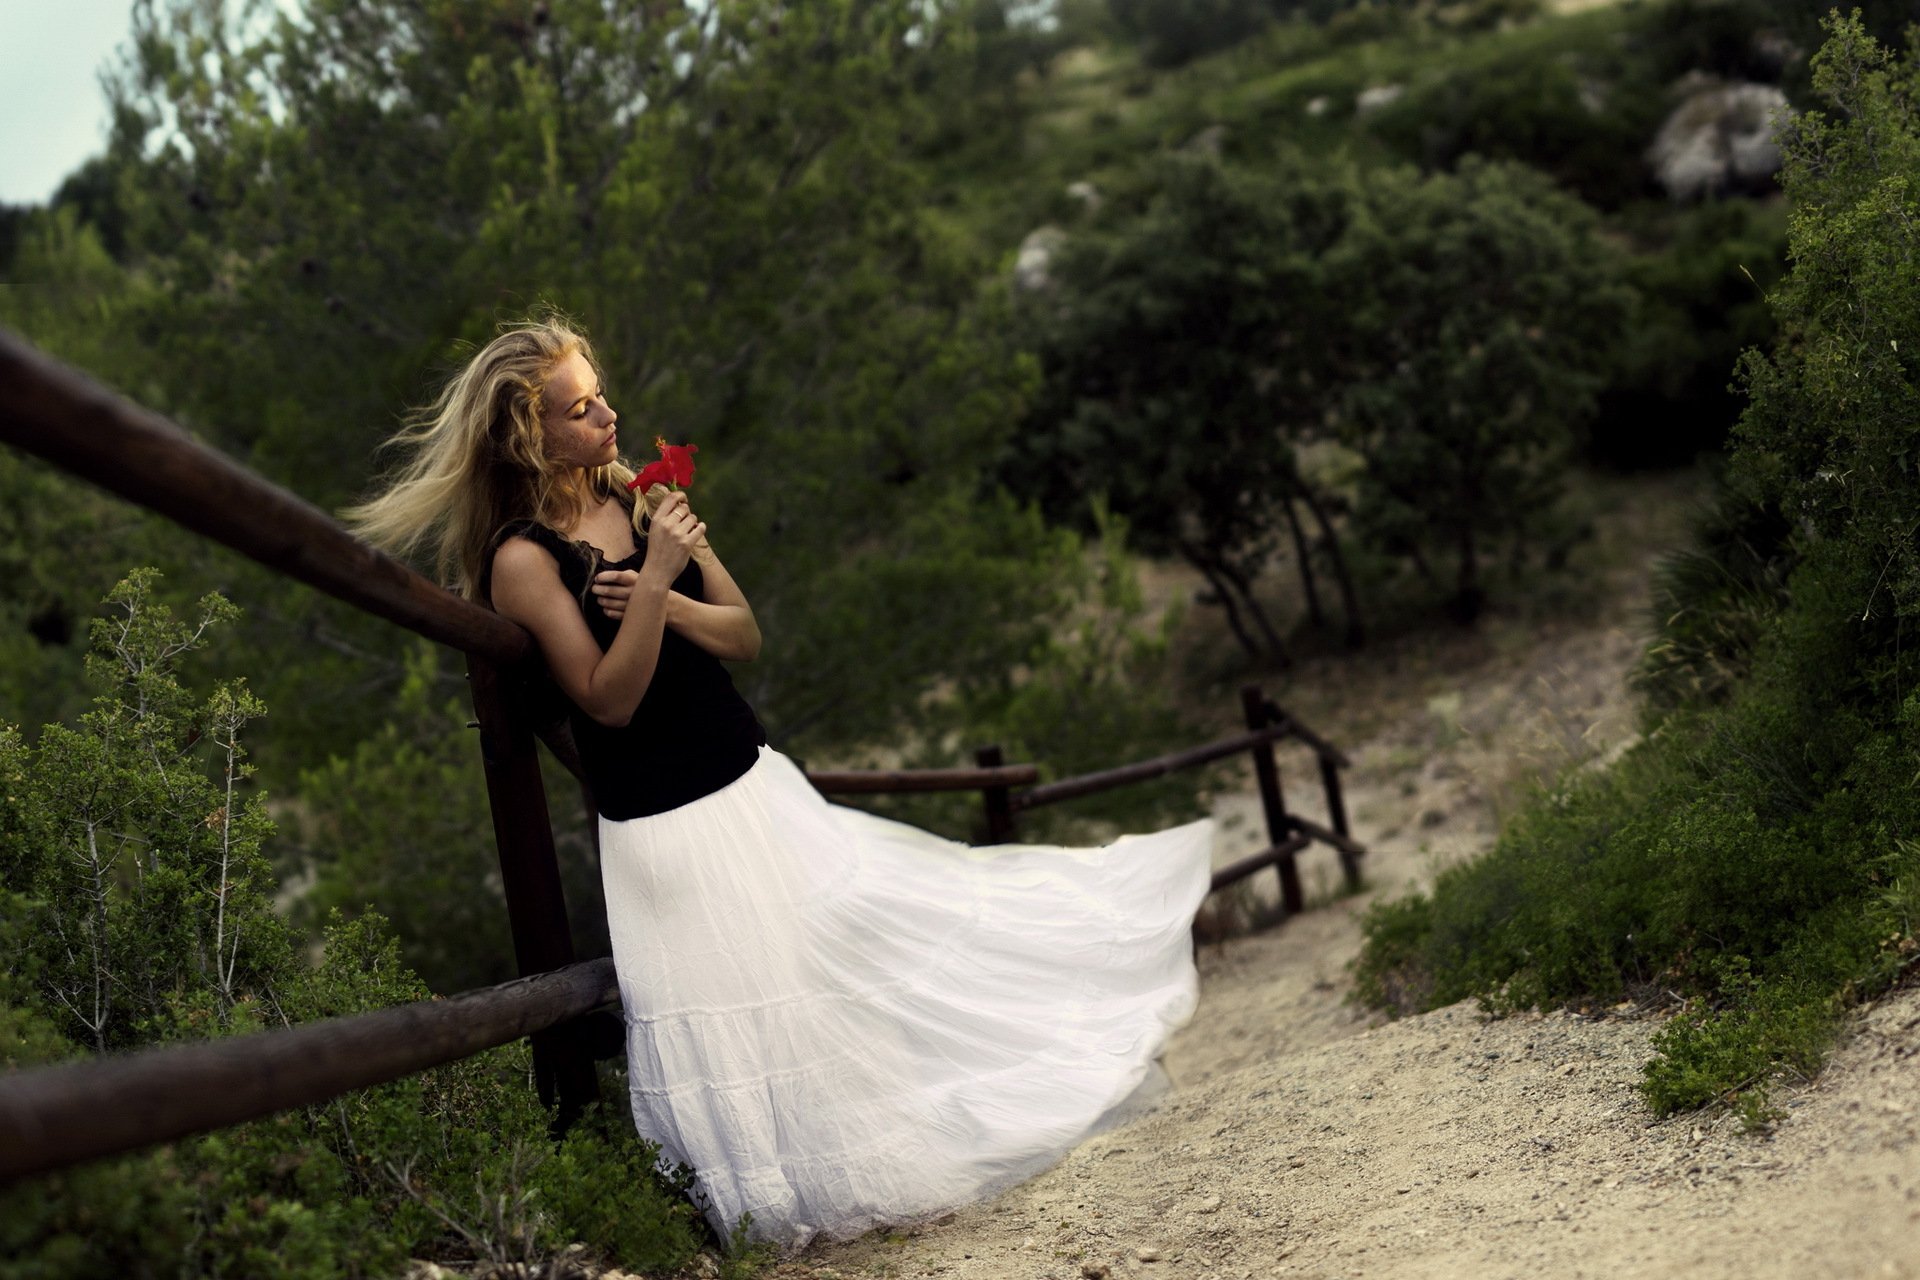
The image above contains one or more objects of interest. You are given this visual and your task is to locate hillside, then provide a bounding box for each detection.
[776,477,1920,1280]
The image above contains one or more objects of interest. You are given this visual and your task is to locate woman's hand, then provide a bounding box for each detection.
[591,567,644,621]
[640,490,706,585]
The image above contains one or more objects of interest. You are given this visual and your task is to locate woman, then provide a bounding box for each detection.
[349,316,1215,1251]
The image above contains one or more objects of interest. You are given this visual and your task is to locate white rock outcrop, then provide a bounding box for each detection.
[1647,80,1788,202]
[1014,226,1067,294]
[1355,84,1405,115]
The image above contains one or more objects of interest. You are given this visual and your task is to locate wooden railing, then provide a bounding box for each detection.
[800,686,1362,907]
[0,326,1362,1183]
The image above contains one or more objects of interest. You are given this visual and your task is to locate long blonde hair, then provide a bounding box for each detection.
[346,315,650,600]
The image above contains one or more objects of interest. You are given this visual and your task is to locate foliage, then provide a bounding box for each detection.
[289,643,518,994]
[1324,157,1632,621]
[853,502,1206,843]
[1363,53,1664,208]
[0,211,177,737]
[1004,151,1360,663]
[0,569,284,1053]
[1356,15,1920,1119]
[1633,478,1793,714]
[1732,13,1920,619]
[0,575,732,1277]
[1594,197,1787,469]
[12,0,1050,776]
[1109,0,1280,67]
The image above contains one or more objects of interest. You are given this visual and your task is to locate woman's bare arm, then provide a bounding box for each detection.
[590,506,761,662]
[491,494,708,726]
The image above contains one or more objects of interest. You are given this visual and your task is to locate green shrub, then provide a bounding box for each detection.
[1633,480,1793,712]
[1356,14,1920,1119]
[1594,197,1788,469]
[1363,56,1663,207]
[0,575,732,1278]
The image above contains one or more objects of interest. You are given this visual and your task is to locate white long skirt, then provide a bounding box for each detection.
[597,744,1214,1251]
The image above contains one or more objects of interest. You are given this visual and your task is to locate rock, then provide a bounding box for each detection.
[1305,95,1330,117]
[1082,1264,1112,1280]
[1647,79,1788,202]
[1194,1194,1224,1214]
[1355,84,1404,115]
[1065,180,1103,214]
[1014,226,1067,293]
[1132,1245,1163,1262]
[1184,124,1227,156]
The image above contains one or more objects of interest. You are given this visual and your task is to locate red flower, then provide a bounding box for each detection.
[627,436,699,493]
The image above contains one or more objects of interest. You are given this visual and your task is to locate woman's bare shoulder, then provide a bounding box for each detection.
[491,530,562,571]
[487,532,570,609]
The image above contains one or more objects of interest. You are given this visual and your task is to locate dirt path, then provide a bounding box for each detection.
[776,481,1920,1280]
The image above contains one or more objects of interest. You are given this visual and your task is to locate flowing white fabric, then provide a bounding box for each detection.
[597,744,1214,1251]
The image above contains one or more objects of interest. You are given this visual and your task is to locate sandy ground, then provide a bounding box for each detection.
[763,489,1920,1280]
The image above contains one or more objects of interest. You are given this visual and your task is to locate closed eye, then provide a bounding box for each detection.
[570,386,606,419]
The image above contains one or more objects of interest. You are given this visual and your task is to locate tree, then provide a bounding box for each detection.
[1108,0,1277,67]
[1733,12,1920,620]
[1007,154,1362,664]
[0,570,285,1052]
[1323,157,1632,621]
[74,0,1075,767]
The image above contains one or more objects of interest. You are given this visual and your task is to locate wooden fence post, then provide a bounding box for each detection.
[976,744,1016,845]
[1318,754,1362,891]
[467,654,600,1129]
[1242,685,1304,916]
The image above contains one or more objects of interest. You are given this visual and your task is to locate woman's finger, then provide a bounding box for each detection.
[595,569,637,592]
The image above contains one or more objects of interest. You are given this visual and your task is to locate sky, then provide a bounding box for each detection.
[1,1,139,205]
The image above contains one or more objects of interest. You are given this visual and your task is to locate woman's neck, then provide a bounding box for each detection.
[550,471,600,531]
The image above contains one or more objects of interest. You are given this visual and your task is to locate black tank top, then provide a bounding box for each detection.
[483,514,767,820]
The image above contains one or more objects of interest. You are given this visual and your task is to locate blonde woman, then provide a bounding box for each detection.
[350,315,1214,1252]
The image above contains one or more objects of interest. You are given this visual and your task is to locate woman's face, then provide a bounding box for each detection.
[541,349,619,471]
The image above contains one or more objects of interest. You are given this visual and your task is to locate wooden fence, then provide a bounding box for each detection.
[0,326,1363,1183]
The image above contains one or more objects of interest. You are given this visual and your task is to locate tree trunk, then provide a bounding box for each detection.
[1217,558,1293,669]
[1405,538,1437,586]
[1188,554,1261,661]
[1452,524,1485,624]
[1280,496,1327,630]
[1296,481,1365,648]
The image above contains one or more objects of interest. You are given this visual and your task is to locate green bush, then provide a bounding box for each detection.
[1356,14,1920,1119]
[1364,56,1664,207]
[1356,543,1920,1113]
[0,575,731,1278]
[1594,198,1788,469]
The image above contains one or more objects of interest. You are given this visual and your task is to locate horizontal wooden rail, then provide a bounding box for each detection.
[0,958,619,1182]
[1209,832,1310,893]
[1267,704,1351,769]
[1288,813,1366,859]
[810,764,1041,795]
[0,326,531,665]
[1013,725,1290,810]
